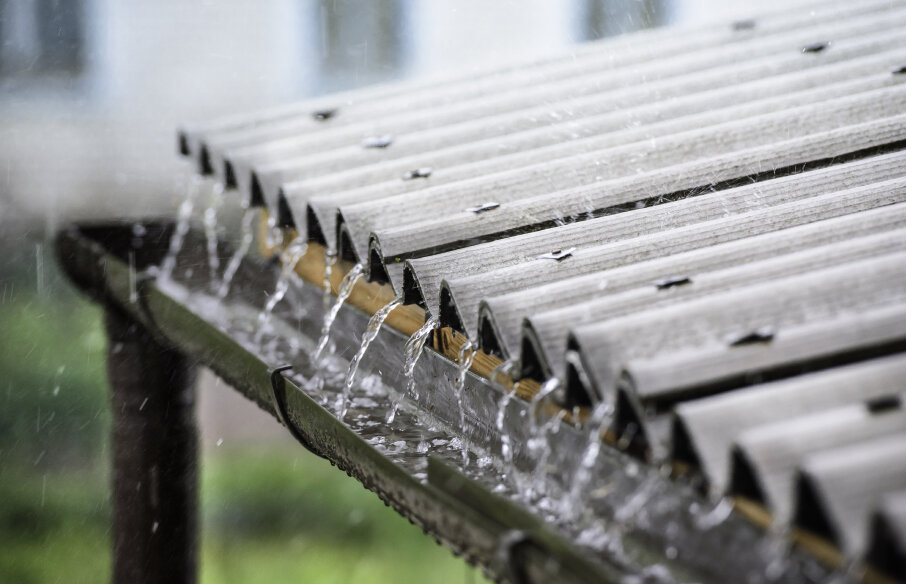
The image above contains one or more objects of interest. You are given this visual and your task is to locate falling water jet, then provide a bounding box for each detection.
[522,377,561,496]
[529,410,568,501]
[530,377,561,436]
[254,236,309,344]
[313,263,364,362]
[454,339,477,465]
[489,359,516,391]
[159,174,202,281]
[127,251,138,304]
[565,401,614,519]
[218,207,256,299]
[387,315,438,424]
[494,362,521,467]
[341,297,402,419]
[322,250,337,316]
[203,182,225,291]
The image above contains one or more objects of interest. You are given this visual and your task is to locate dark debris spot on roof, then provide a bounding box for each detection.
[891,65,906,75]
[312,108,338,121]
[801,42,829,54]
[866,395,903,414]
[403,167,433,180]
[654,275,692,290]
[362,134,394,149]
[466,202,500,213]
[725,326,775,347]
[536,247,576,261]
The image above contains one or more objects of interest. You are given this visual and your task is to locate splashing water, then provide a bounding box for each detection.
[203,182,225,291]
[264,212,284,251]
[255,236,309,344]
[528,409,568,500]
[529,377,561,438]
[566,401,613,519]
[159,175,202,281]
[218,207,256,299]
[341,297,402,419]
[523,377,561,495]
[496,384,518,466]
[694,496,734,530]
[314,263,364,362]
[454,339,477,465]
[387,315,438,424]
[489,359,516,391]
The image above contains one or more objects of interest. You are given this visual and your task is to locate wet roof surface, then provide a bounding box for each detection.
[182,0,906,578]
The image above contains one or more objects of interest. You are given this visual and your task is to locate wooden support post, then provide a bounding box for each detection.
[104,307,199,584]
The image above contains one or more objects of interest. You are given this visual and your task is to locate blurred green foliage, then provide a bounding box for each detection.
[0,450,484,584]
[0,240,110,469]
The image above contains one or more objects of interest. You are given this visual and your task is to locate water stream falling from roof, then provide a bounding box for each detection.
[565,401,614,520]
[322,250,338,316]
[524,377,562,498]
[203,182,224,292]
[218,207,256,299]
[342,297,402,419]
[495,373,521,488]
[158,175,201,281]
[255,236,308,344]
[314,263,365,362]
[529,409,569,501]
[454,339,477,465]
[387,315,438,424]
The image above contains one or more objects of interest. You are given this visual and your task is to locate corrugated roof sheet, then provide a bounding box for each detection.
[180,0,906,578]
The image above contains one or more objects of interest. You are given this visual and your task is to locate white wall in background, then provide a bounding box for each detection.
[0,0,309,232]
[406,0,574,77]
